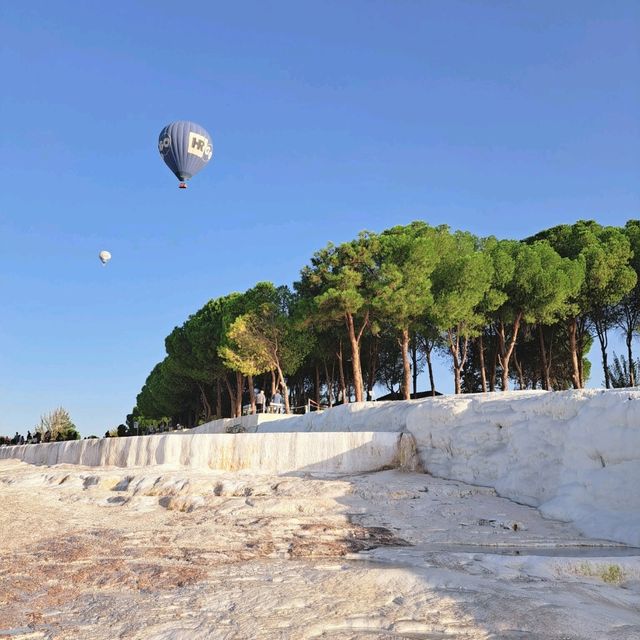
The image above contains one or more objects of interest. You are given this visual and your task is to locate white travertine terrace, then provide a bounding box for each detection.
[0,431,415,475]
[228,388,640,546]
[1,388,638,545]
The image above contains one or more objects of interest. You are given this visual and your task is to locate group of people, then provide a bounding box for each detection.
[254,389,284,414]
[0,430,52,446]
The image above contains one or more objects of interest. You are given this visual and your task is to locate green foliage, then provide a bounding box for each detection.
[606,352,640,388]
[297,232,381,328]
[166,292,242,385]
[374,223,442,396]
[125,407,168,432]
[296,232,383,400]
[526,221,636,388]
[131,218,638,420]
[430,230,494,337]
[616,220,640,340]
[35,407,79,441]
[375,222,438,331]
[530,220,636,315]
[494,240,584,325]
[375,334,405,393]
[220,285,312,378]
[136,358,198,420]
[220,313,272,376]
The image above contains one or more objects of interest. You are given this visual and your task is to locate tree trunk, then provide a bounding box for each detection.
[454,359,461,394]
[426,345,436,396]
[276,365,291,414]
[513,349,525,390]
[627,331,636,387]
[366,336,379,401]
[447,327,470,394]
[314,364,321,407]
[324,359,334,407]
[224,375,237,418]
[497,313,523,391]
[489,347,498,392]
[215,379,222,419]
[235,372,243,417]
[411,337,418,396]
[577,316,588,388]
[593,317,611,389]
[400,328,411,400]
[478,334,487,392]
[337,339,347,404]
[197,383,212,422]
[567,318,581,389]
[248,375,256,413]
[193,394,201,429]
[448,329,462,394]
[601,337,610,389]
[538,324,551,391]
[345,312,367,402]
[460,334,469,392]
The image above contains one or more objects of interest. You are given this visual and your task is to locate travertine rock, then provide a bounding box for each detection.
[0,432,407,475]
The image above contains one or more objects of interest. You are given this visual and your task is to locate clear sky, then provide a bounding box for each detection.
[1,1,638,437]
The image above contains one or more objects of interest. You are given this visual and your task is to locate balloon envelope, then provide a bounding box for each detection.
[158,121,213,184]
[99,250,111,265]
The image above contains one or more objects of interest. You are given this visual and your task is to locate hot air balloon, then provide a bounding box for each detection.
[99,250,111,265]
[158,121,213,188]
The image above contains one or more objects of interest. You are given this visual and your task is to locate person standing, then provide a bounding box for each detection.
[256,389,266,413]
[272,391,283,413]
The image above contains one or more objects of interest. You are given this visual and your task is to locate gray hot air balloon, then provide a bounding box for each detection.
[158,121,213,188]
[99,250,111,265]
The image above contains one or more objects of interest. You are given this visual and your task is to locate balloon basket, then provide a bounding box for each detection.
[178,182,188,189]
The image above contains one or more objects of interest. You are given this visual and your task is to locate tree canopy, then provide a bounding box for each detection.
[128,218,639,428]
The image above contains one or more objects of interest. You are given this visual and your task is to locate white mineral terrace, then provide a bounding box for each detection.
[1,388,638,546]
[0,431,418,475]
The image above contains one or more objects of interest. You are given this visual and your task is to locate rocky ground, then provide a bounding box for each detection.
[0,459,639,640]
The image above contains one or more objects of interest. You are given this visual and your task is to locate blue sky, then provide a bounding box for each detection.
[1,1,638,436]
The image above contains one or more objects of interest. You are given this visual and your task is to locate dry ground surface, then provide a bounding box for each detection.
[0,459,639,640]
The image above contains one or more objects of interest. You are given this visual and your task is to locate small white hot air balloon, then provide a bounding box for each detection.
[99,250,111,266]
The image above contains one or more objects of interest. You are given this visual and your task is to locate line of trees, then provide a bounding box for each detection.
[130,219,639,427]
